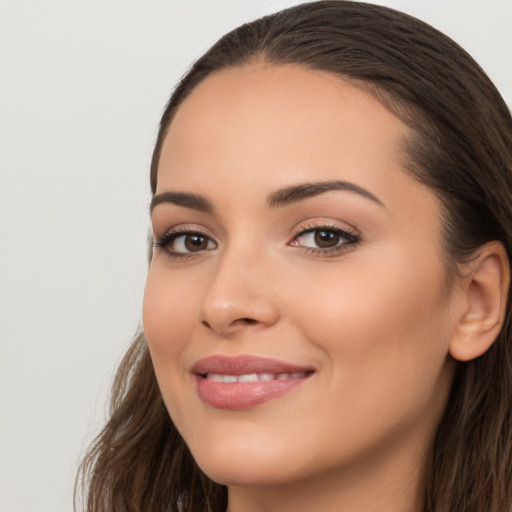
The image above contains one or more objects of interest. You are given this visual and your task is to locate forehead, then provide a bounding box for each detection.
[159,64,411,192]
[157,64,440,227]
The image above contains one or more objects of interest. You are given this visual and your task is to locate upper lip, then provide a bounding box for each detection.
[192,355,315,376]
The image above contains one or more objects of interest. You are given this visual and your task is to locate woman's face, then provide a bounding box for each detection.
[144,65,459,492]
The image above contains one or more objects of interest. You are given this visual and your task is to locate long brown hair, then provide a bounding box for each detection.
[76,2,512,511]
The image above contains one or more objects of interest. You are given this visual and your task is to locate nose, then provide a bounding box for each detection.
[199,248,280,336]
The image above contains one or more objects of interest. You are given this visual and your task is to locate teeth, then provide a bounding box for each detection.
[238,373,258,383]
[205,372,307,382]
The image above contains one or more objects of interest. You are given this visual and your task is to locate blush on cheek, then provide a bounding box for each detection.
[143,279,190,356]
[294,249,451,364]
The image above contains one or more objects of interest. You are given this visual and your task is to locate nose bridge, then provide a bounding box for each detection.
[199,237,279,334]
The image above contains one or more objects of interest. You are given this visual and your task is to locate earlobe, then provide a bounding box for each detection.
[449,241,510,362]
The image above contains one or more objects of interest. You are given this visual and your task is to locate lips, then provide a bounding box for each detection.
[192,355,314,410]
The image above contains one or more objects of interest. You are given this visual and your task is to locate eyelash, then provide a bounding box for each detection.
[153,223,360,260]
[153,228,216,260]
[291,222,360,257]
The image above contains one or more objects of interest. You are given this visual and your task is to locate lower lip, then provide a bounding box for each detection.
[196,375,310,410]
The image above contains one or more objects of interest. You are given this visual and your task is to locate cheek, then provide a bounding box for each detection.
[142,266,198,373]
[286,250,453,414]
[295,241,451,344]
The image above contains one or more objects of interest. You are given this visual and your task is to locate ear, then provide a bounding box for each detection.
[450,241,510,362]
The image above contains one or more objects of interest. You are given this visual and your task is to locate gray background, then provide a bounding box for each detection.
[1,1,511,510]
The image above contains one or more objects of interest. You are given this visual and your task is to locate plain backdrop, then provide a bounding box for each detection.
[1,1,511,511]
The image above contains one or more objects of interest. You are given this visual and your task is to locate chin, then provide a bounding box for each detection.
[186,433,303,487]
[198,459,297,488]
[201,465,275,487]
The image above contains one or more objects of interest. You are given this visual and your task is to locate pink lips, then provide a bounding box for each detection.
[192,355,314,410]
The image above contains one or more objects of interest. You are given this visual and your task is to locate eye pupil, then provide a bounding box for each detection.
[185,234,208,251]
[314,230,339,248]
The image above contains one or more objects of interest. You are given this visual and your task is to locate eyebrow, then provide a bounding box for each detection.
[268,180,385,208]
[150,179,384,214]
[150,191,213,213]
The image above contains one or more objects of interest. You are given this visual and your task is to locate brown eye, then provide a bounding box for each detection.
[156,231,217,255]
[291,226,359,255]
[184,234,209,252]
[314,230,341,248]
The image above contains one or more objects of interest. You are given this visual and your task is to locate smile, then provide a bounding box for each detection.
[205,372,308,383]
[192,356,315,410]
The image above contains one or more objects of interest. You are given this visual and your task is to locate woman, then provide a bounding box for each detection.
[77,1,512,511]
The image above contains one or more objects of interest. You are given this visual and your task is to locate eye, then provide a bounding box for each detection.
[290,224,360,254]
[299,229,343,249]
[154,230,217,257]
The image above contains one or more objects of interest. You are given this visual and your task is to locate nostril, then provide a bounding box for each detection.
[201,317,257,331]
[240,318,257,325]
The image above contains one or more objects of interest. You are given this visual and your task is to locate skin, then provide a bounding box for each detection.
[143,64,467,512]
